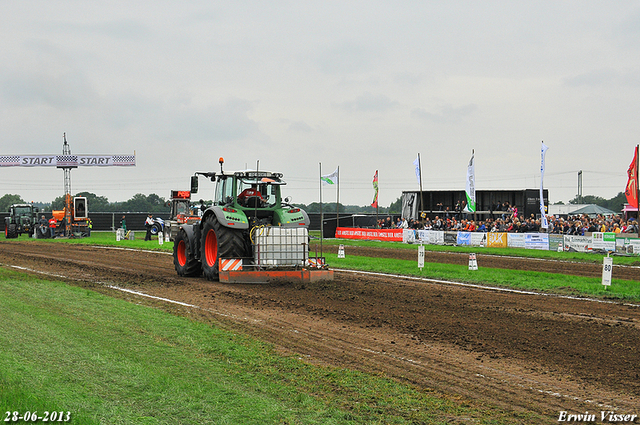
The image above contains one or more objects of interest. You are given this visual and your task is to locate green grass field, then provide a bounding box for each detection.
[0,268,539,424]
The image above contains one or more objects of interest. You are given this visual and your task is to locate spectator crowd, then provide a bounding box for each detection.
[377,210,638,235]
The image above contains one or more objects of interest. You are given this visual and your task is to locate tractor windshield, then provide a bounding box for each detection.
[236,177,282,207]
[13,206,32,215]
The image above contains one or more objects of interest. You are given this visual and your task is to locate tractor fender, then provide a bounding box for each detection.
[203,206,249,230]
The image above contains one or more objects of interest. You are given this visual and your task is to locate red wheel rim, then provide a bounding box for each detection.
[204,229,218,267]
[177,240,187,266]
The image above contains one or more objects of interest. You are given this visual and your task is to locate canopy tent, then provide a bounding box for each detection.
[568,204,618,217]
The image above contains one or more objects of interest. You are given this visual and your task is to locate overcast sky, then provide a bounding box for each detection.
[1,1,639,208]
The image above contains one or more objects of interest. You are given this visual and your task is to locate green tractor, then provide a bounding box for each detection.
[4,203,40,239]
[173,158,311,281]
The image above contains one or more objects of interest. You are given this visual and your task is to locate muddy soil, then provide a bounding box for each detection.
[1,240,639,423]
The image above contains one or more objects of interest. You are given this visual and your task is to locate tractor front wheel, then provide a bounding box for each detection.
[6,223,18,238]
[201,215,245,281]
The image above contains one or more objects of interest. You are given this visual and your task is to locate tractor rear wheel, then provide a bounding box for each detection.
[173,228,201,277]
[201,215,245,281]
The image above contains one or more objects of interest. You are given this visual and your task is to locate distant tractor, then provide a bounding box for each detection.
[164,190,202,241]
[173,158,332,283]
[4,203,39,238]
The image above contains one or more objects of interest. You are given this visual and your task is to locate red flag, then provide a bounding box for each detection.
[625,147,638,208]
[371,170,379,208]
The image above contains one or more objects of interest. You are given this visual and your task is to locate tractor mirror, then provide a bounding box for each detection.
[190,175,198,194]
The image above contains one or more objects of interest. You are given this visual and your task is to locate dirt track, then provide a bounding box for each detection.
[1,240,639,423]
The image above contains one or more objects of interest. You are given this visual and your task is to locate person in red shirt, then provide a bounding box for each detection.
[48,216,57,238]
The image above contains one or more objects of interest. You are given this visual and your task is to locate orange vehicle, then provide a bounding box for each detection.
[51,194,89,237]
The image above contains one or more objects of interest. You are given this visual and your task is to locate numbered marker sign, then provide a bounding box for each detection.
[468,253,478,271]
[602,256,613,286]
[418,245,425,269]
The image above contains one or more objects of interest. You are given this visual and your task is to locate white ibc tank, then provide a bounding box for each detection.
[254,227,308,267]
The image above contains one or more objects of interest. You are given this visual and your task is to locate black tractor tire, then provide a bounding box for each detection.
[150,222,163,236]
[173,228,201,277]
[6,223,18,239]
[201,215,246,281]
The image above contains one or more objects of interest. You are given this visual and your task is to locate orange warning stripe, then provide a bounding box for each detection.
[220,258,242,271]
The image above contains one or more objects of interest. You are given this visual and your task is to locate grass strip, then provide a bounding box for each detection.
[0,268,537,424]
[311,237,640,266]
[325,253,640,302]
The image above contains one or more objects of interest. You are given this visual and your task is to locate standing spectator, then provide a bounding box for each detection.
[38,215,47,238]
[144,214,154,241]
[121,215,127,231]
[48,215,57,238]
[454,201,462,220]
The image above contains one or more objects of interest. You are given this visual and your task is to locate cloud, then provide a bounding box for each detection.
[562,69,618,87]
[1,70,98,110]
[287,121,314,132]
[411,103,478,123]
[335,92,399,113]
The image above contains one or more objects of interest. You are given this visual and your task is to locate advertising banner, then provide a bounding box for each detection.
[335,227,403,242]
[616,237,640,255]
[403,229,416,243]
[549,234,564,251]
[525,233,549,250]
[429,230,445,245]
[564,235,592,252]
[487,232,507,248]
[471,232,487,247]
[507,233,526,248]
[592,232,616,252]
[456,232,471,245]
[444,232,457,245]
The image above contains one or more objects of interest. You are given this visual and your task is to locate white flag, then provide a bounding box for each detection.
[413,157,421,184]
[539,142,549,229]
[321,168,339,185]
[464,150,476,213]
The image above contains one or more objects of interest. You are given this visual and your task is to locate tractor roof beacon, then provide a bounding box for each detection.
[172,158,333,283]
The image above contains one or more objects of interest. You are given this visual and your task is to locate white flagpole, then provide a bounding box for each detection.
[319,162,323,254]
[539,142,549,229]
[336,166,340,228]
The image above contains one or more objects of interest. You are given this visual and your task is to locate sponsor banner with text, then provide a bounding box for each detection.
[507,233,526,249]
[487,232,507,248]
[525,233,549,250]
[335,227,403,242]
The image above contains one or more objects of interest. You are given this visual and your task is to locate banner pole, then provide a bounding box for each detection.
[376,171,379,227]
[336,166,340,230]
[418,153,423,219]
[319,162,323,257]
